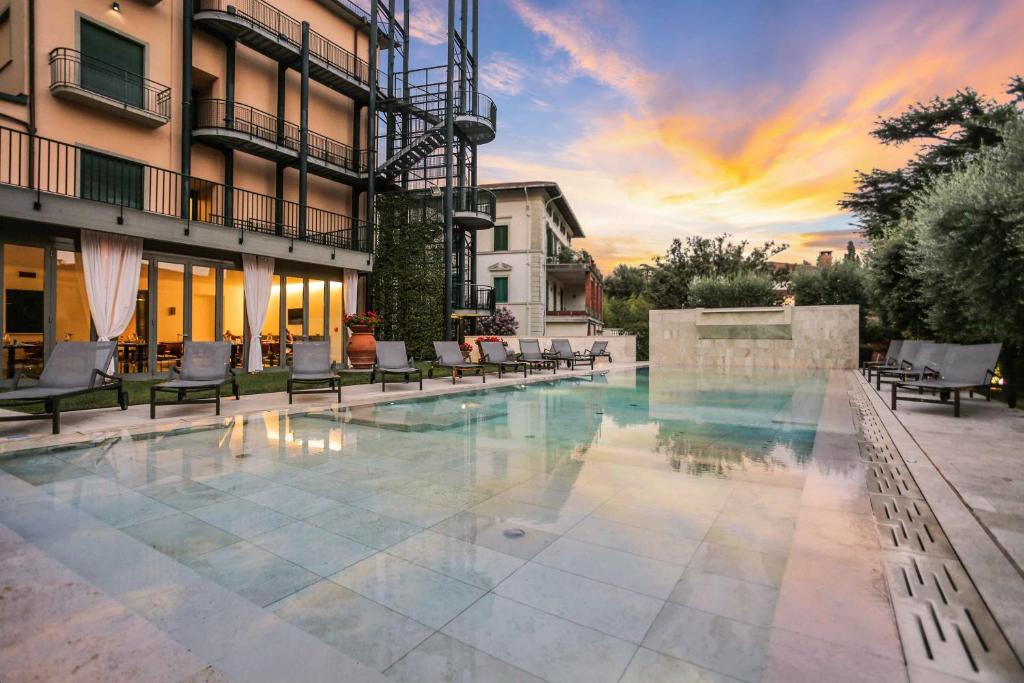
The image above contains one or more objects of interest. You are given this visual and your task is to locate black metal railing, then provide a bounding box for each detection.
[195,0,370,86]
[452,283,495,315]
[193,98,367,171]
[49,48,171,120]
[452,186,496,219]
[0,126,372,252]
[457,90,497,130]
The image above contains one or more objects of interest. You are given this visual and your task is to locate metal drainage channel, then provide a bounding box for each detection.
[848,387,1024,682]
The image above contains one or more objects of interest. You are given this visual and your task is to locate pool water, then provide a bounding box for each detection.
[1,367,833,682]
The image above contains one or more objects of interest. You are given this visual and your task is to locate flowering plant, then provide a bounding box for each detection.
[344,311,383,329]
[458,342,473,354]
[476,336,503,344]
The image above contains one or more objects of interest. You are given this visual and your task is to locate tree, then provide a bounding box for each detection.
[907,116,1024,402]
[604,295,651,361]
[864,226,930,339]
[687,273,779,308]
[477,307,518,336]
[604,264,648,299]
[644,234,787,310]
[841,77,1024,240]
[844,240,859,263]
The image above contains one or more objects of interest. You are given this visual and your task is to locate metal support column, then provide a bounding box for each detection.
[274,63,286,235]
[443,0,456,338]
[223,40,235,228]
[181,0,193,218]
[366,0,379,313]
[299,22,310,239]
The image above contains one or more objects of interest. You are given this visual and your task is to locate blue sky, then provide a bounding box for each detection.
[399,0,1024,270]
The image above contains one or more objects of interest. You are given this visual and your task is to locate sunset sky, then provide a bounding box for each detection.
[403,0,1024,271]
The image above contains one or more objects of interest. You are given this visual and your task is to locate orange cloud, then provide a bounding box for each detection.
[495,0,1024,272]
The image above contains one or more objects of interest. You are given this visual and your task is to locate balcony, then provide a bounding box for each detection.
[451,186,496,230]
[454,91,497,145]
[194,0,371,101]
[193,99,369,185]
[48,48,171,127]
[452,283,495,317]
[0,125,373,253]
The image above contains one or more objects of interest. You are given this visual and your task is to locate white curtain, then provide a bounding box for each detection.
[81,230,143,372]
[343,269,359,367]
[243,254,275,373]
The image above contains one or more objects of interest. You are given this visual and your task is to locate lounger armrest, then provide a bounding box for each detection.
[227,367,238,382]
[11,370,40,389]
[900,359,913,370]
[93,368,121,387]
[168,365,181,380]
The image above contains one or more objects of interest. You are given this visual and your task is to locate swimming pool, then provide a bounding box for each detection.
[0,367,838,682]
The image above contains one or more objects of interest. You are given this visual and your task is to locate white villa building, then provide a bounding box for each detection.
[475,181,604,337]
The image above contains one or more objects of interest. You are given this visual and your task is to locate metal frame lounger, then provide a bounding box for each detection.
[371,341,423,392]
[862,339,903,378]
[479,341,527,379]
[891,343,1002,417]
[875,342,953,388]
[577,340,612,364]
[517,339,557,374]
[870,340,928,387]
[429,341,486,384]
[288,341,342,403]
[0,341,126,434]
[150,342,239,418]
[547,339,593,370]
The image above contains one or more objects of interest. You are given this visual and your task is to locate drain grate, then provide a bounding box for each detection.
[866,462,922,498]
[850,378,1024,681]
[871,495,956,558]
[887,553,1023,682]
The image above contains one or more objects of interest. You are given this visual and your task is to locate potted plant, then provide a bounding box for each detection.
[459,341,473,361]
[345,311,382,369]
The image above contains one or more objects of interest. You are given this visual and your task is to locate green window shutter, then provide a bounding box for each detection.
[80,20,145,108]
[493,225,508,251]
[80,149,144,209]
[494,277,508,303]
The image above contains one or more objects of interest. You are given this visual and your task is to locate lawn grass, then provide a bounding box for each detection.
[0,361,508,414]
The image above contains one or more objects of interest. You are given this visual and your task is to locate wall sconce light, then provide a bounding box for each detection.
[112,2,120,11]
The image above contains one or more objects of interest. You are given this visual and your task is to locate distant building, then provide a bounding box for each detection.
[817,250,834,267]
[475,182,604,336]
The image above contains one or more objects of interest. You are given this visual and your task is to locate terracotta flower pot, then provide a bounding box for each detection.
[347,325,377,369]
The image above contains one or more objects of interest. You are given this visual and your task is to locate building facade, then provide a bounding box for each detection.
[0,0,495,379]
[476,181,603,337]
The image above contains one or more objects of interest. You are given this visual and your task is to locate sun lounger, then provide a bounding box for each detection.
[288,341,341,403]
[0,341,126,434]
[371,341,423,391]
[150,342,239,418]
[891,343,1002,417]
[517,339,557,374]
[479,341,527,379]
[428,341,485,384]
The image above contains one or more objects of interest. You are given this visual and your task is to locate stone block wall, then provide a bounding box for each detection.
[649,306,858,369]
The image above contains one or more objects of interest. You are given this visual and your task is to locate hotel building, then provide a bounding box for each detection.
[0,0,495,378]
[475,181,604,337]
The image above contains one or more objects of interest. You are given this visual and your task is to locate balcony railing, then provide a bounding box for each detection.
[49,48,171,123]
[0,126,372,253]
[194,0,370,86]
[452,186,496,217]
[194,98,368,172]
[452,283,495,316]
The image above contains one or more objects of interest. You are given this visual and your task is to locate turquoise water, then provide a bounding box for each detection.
[0,367,831,681]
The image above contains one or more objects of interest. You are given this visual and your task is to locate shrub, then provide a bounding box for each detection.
[686,273,780,308]
[477,307,519,336]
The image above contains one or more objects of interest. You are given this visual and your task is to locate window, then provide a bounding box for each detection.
[493,225,508,252]
[493,276,508,304]
[80,149,143,209]
[0,7,12,70]
[80,20,144,108]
